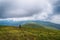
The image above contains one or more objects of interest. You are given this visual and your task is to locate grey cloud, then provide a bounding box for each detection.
[53,0,60,14]
[46,0,60,20]
[0,0,42,18]
[0,0,58,20]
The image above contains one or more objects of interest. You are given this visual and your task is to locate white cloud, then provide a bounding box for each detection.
[49,15,60,24]
[0,17,35,21]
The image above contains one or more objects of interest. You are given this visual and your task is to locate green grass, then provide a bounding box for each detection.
[0,25,60,40]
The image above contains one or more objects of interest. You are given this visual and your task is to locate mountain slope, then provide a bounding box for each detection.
[32,20,60,29]
[0,20,60,29]
[0,25,60,40]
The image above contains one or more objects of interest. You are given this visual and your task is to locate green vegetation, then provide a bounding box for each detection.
[0,23,60,40]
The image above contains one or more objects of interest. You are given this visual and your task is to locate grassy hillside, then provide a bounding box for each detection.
[0,24,60,40]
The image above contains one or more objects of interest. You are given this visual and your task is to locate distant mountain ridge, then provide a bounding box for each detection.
[0,20,60,29]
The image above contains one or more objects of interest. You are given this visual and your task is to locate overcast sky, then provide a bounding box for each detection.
[0,0,60,24]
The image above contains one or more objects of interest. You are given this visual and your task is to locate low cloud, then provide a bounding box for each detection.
[49,15,60,24]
